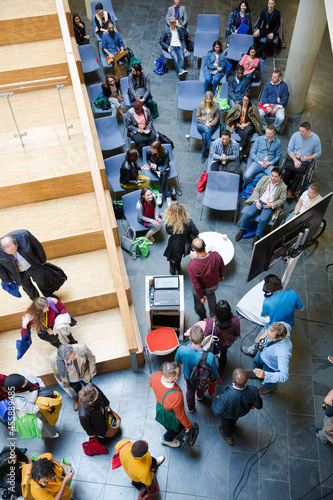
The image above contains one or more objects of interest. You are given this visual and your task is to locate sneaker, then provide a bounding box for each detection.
[166,197,172,206]
[178,69,188,76]
[157,193,163,206]
[155,456,165,467]
[187,404,194,413]
[241,345,256,357]
[328,356,333,364]
[49,432,60,439]
[310,425,328,443]
[160,437,181,448]
[196,394,204,401]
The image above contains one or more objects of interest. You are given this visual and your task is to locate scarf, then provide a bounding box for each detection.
[56,356,80,379]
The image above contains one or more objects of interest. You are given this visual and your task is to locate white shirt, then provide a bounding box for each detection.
[299,190,322,213]
[170,27,181,47]
[260,181,278,204]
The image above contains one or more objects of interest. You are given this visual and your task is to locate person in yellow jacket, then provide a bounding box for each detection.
[115,439,164,492]
[29,453,74,500]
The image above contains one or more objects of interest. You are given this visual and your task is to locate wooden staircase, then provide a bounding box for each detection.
[0,0,144,384]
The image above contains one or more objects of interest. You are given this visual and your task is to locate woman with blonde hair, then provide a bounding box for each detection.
[196,91,220,163]
[163,202,199,274]
[102,73,124,117]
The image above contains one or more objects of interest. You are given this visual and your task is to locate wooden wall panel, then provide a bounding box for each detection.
[0,15,62,46]
[43,232,106,259]
[0,63,72,88]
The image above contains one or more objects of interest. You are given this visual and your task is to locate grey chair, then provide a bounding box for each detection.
[120,77,131,107]
[177,81,205,119]
[94,116,125,152]
[122,190,146,232]
[78,44,100,74]
[196,14,220,33]
[200,171,240,223]
[193,32,219,59]
[104,153,126,194]
[226,34,254,61]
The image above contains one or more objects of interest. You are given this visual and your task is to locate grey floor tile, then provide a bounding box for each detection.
[258,432,289,481]
[259,479,291,500]
[286,374,314,415]
[71,479,105,500]
[289,458,321,500]
[287,413,319,461]
[228,451,259,500]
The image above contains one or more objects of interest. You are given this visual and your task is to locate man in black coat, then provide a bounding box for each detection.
[159,16,188,78]
[211,368,263,445]
[0,229,63,300]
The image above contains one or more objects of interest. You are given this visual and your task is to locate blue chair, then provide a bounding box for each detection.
[122,190,146,232]
[99,42,126,70]
[250,58,264,91]
[231,131,259,143]
[78,45,100,74]
[162,49,191,72]
[104,153,126,194]
[120,77,131,107]
[226,34,254,61]
[89,83,112,116]
[91,0,118,22]
[92,17,102,43]
[225,13,233,40]
[188,108,220,150]
[258,19,283,57]
[196,14,220,34]
[142,144,179,186]
[193,32,219,59]
[200,171,240,223]
[177,81,205,115]
[94,116,125,152]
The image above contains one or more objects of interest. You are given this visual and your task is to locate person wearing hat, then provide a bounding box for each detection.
[310,389,333,444]
[159,16,188,78]
[5,373,59,439]
[125,100,156,154]
[114,440,165,492]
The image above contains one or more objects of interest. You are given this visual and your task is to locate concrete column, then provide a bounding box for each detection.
[284,0,327,114]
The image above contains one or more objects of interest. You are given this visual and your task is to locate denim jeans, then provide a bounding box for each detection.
[204,69,223,94]
[197,123,217,152]
[253,351,276,389]
[240,200,273,237]
[243,161,274,188]
[259,107,285,132]
[169,46,184,73]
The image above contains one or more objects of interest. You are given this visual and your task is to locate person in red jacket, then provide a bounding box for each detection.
[188,238,225,320]
[149,362,191,448]
[21,297,77,348]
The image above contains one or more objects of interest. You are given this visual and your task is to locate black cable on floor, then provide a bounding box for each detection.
[296,471,333,500]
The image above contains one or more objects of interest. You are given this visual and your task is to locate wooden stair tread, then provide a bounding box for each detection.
[0,0,58,20]
[0,193,103,243]
[0,40,67,72]
[0,250,116,319]
[0,309,130,380]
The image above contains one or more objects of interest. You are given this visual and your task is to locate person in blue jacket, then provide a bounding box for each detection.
[203,40,226,94]
[258,70,289,132]
[101,20,127,78]
[225,1,253,37]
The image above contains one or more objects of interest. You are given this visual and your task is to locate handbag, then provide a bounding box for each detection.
[112,440,131,469]
[130,237,150,260]
[169,186,182,201]
[14,410,43,440]
[113,200,124,219]
[157,131,174,148]
[93,92,111,110]
[155,389,180,432]
[138,476,160,500]
[197,170,208,192]
[104,407,121,438]
[43,262,67,295]
[82,436,108,456]
[0,399,9,422]
[121,226,136,253]
[16,327,32,360]
[149,100,159,119]
[180,422,199,448]
[35,391,63,426]
[1,280,21,298]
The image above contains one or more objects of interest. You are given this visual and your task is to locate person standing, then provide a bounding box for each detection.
[149,362,191,448]
[188,238,225,320]
[165,0,189,34]
[163,202,198,275]
[175,325,219,412]
[114,440,164,491]
[253,0,281,59]
[211,368,262,445]
[29,454,74,499]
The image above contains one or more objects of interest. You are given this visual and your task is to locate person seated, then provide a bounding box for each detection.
[21,297,77,348]
[196,91,220,163]
[94,2,113,38]
[258,70,288,132]
[78,382,118,440]
[101,74,124,117]
[166,0,188,36]
[210,130,242,178]
[284,183,322,222]
[50,343,97,410]
[203,40,226,95]
[204,300,240,374]
[0,446,32,499]
[226,1,252,37]
[101,21,128,79]
[30,454,74,500]
[239,46,260,81]
[136,187,164,244]
[119,149,150,189]
[226,92,263,158]
[125,100,156,154]
[73,14,90,45]
[283,122,322,198]
[227,65,251,109]
[5,373,59,440]
[235,167,286,247]
[159,16,188,79]
[128,63,153,107]
[242,124,281,189]
[143,141,171,206]
[253,0,280,59]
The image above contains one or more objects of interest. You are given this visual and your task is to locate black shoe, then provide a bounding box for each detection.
[251,235,260,249]
[201,152,207,163]
[169,266,176,275]
[261,52,266,60]
[235,229,246,242]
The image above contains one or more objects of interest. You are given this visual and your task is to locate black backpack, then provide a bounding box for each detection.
[189,351,216,392]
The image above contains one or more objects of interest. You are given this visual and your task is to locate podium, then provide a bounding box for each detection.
[145,275,185,340]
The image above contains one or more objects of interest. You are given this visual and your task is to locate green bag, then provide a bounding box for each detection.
[149,100,159,119]
[216,97,230,111]
[129,237,149,259]
[14,412,43,440]
[93,92,111,110]
[155,389,180,432]
[129,56,141,70]
[150,185,159,197]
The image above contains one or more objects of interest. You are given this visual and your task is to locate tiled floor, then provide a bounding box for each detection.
[2,1,332,499]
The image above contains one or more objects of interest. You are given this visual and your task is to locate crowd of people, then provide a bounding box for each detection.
[0,1,331,499]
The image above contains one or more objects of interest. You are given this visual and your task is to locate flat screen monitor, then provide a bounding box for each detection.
[247,192,332,282]
[153,276,180,290]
